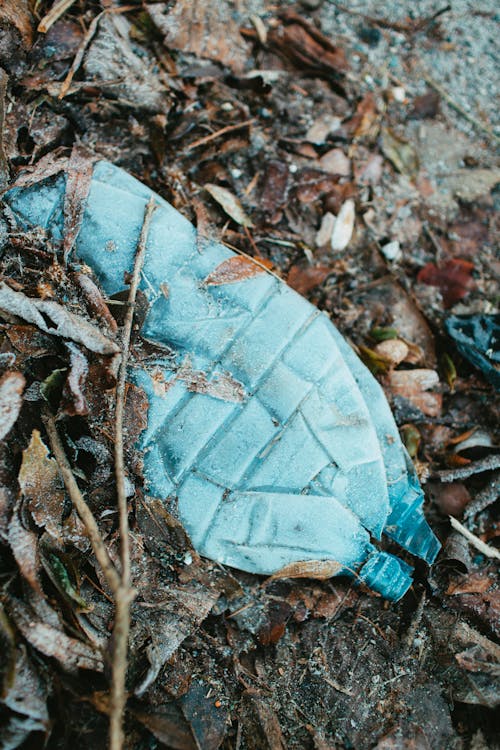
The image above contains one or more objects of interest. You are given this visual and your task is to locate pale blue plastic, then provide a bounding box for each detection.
[4,162,440,600]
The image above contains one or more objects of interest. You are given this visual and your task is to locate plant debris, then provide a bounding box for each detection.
[0,0,499,748]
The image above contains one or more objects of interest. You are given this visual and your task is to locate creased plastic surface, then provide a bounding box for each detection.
[5,161,440,600]
[446,315,500,391]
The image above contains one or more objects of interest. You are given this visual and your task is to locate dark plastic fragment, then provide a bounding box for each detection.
[446,315,500,390]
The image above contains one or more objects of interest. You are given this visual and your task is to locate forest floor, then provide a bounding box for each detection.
[0,1,498,748]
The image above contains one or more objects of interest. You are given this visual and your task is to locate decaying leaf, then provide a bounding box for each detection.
[417,259,474,308]
[148,0,249,73]
[6,596,103,672]
[74,271,118,333]
[63,145,96,261]
[7,149,68,191]
[41,551,89,611]
[133,583,220,697]
[287,265,331,295]
[381,127,419,177]
[266,559,342,582]
[0,371,25,441]
[8,503,43,594]
[259,160,290,218]
[18,430,65,543]
[84,14,171,113]
[180,683,228,750]
[400,424,421,458]
[241,689,287,750]
[358,345,391,375]
[203,255,264,286]
[1,640,49,745]
[61,343,88,416]
[204,184,254,227]
[0,282,119,354]
[348,93,379,140]
[132,703,197,750]
[0,0,34,48]
[267,10,348,86]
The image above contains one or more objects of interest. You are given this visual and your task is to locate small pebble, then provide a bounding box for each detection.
[374,338,409,366]
[381,240,402,261]
[331,199,355,251]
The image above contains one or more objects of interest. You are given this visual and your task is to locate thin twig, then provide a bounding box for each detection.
[0,69,9,189]
[449,517,500,561]
[109,197,157,750]
[38,0,78,34]
[59,12,104,100]
[185,119,256,151]
[42,410,121,594]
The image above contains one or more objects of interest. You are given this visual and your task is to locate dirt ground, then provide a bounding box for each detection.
[0,1,499,749]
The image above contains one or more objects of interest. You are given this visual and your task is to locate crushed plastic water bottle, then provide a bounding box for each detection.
[5,161,440,600]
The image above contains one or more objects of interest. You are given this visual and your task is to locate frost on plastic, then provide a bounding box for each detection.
[5,161,440,601]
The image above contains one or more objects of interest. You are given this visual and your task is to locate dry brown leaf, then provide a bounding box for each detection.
[0,0,34,48]
[381,127,419,177]
[287,265,331,295]
[0,371,25,441]
[6,596,103,672]
[447,570,495,596]
[348,93,379,140]
[431,482,471,517]
[417,258,474,308]
[61,343,89,416]
[148,0,249,73]
[7,149,68,191]
[242,689,287,750]
[205,184,254,227]
[74,271,118,333]
[266,559,342,582]
[84,14,171,113]
[203,256,265,286]
[19,430,65,543]
[268,10,347,84]
[63,145,96,261]
[0,282,119,354]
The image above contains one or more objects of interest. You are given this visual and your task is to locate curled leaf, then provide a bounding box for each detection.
[205,184,253,227]
[0,282,119,354]
[266,559,342,582]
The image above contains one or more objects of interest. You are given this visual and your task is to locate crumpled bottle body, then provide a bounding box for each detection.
[5,161,440,600]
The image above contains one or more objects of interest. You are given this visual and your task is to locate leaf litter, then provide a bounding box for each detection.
[0,0,499,748]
